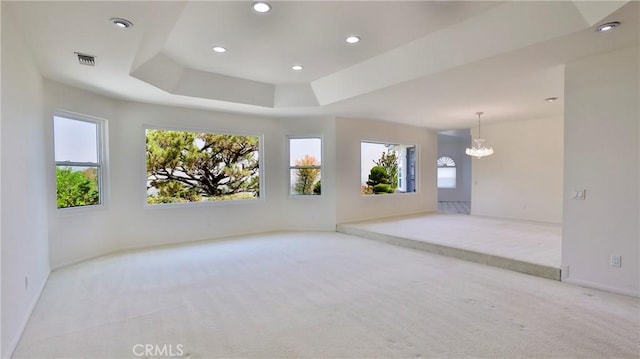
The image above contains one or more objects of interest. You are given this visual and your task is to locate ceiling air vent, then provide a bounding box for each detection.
[75,52,95,66]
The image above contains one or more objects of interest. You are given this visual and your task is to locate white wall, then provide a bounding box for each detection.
[437,133,472,202]
[1,8,50,358]
[336,117,437,223]
[562,46,639,297]
[280,117,337,231]
[471,116,564,223]
[44,81,122,268]
[44,81,440,264]
[44,81,338,268]
[44,81,439,265]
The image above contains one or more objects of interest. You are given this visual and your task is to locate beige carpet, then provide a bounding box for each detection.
[14,232,639,358]
[338,213,561,268]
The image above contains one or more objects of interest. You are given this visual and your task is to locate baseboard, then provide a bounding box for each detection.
[51,229,331,271]
[4,270,50,359]
[563,277,639,298]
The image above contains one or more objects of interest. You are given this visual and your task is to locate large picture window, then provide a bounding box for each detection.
[289,137,322,196]
[361,141,416,195]
[54,114,105,209]
[146,129,260,204]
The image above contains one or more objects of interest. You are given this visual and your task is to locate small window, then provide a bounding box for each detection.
[437,156,456,189]
[361,141,416,195]
[54,114,105,209]
[289,138,322,196]
[146,129,261,204]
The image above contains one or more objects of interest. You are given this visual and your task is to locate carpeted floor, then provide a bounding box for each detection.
[14,232,639,358]
[338,212,561,269]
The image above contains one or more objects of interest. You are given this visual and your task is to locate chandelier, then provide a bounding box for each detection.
[465,112,494,159]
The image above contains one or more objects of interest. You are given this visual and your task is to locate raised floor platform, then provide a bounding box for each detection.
[337,212,562,280]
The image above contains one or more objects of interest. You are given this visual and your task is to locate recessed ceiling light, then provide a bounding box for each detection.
[110,18,133,29]
[346,36,361,44]
[545,97,559,102]
[212,46,227,53]
[291,65,304,71]
[596,21,620,32]
[252,2,271,13]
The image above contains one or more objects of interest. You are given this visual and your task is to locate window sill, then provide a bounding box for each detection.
[56,203,107,216]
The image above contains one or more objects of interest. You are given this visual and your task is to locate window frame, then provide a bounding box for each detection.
[53,110,108,211]
[287,136,323,197]
[143,125,264,208]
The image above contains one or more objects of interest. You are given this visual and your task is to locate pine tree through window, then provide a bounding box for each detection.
[146,129,261,204]
[361,141,416,195]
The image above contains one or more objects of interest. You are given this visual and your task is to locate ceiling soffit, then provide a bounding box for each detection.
[131,53,275,107]
[130,1,628,109]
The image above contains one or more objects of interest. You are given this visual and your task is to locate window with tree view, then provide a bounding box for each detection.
[54,115,103,209]
[361,141,416,195]
[289,138,321,196]
[146,129,260,204]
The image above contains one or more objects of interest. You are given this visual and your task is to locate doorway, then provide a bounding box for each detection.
[437,130,472,214]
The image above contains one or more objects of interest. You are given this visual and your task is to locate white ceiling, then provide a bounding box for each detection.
[4,1,639,130]
[163,1,504,83]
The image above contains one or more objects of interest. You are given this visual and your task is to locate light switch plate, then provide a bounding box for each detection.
[610,255,622,267]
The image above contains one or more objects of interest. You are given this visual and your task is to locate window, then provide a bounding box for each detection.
[289,137,321,196]
[437,156,456,188]
[146,128,260,205]
[54,114,105,209]
[361,141,416,195]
